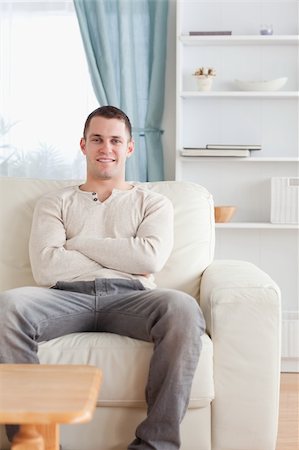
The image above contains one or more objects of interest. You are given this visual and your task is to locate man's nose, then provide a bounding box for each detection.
[99,140,111,151]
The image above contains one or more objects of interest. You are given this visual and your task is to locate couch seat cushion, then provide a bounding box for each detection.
[38,332,214,409]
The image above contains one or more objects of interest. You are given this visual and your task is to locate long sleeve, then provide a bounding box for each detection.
[65,194,174,275]
[29,185,174,289]
[29,194,102,287]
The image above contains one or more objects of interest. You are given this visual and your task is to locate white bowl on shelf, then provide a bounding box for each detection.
[234,77,288,91]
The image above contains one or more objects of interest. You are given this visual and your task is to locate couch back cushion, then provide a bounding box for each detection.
[0,178,214,300]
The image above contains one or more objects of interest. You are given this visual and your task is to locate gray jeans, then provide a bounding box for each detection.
[0,278,205,450]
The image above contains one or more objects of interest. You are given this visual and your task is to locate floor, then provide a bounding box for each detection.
[276,372,299,450]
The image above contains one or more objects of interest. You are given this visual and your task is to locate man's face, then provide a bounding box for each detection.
[80,116,134,182]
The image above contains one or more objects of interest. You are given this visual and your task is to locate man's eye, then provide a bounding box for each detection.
[112,139,121,144]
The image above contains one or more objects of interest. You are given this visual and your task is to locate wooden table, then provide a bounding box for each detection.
[0,364,102,450]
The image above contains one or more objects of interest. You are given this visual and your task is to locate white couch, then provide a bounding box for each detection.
[0,177,281,450]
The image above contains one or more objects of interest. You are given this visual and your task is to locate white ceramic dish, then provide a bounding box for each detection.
[234,77,288,91]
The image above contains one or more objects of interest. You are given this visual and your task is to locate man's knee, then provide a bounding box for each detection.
[0,289,19,315]
[156,289,205,335]
[0,287,39,324]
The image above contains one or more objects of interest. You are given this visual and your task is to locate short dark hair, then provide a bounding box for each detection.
[83,105,132,140]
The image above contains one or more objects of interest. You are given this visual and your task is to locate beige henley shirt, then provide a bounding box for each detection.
[29,184,174,289]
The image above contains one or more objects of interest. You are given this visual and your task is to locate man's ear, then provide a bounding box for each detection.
[80,138,86,156]
[127,140,135,158]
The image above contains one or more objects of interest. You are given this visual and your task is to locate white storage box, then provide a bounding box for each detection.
[271,177,299,224]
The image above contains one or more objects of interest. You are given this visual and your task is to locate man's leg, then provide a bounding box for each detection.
[93,279,205,450]
[0,284,96,364]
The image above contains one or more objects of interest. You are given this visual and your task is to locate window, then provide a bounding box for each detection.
[0,0,98,179]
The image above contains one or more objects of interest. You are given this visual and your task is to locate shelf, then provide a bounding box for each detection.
[177,2,299,330]
[216,222,299,230]
[180,35,299,46]
[181,91,299,99]
[180,156,299,162]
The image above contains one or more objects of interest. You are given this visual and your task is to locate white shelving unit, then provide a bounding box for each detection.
[216,222,299,229]
[180,35,299,45]
[181,91,298,98]
[181,157,299,162]
[176,0,299,371]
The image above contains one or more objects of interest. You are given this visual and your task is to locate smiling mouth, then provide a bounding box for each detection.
[96,158,116,163]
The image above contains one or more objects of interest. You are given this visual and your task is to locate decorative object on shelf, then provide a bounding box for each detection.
[181,144,262,157]
[234,77,288,91]
[214,206,236,223]
[181,148,250,157]
[260,24,273,35]
[271,177,299,224]
[193,67,216,91]
[189,31,232,36]
[206,144,261,151]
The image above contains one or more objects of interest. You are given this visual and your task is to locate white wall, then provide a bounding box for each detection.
[162,0,177,181]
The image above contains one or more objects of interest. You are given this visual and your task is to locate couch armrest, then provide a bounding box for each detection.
[200,259,281,450]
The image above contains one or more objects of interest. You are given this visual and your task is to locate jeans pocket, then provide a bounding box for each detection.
[51,280,95,295]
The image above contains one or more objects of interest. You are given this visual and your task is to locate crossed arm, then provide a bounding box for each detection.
[29,193,174,287]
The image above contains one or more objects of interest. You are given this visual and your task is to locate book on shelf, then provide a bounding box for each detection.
[206,144,261,151]
[181,148,250,157]
[189,31,232,36]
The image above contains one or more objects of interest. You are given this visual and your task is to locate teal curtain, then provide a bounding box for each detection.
[73,0,169,181]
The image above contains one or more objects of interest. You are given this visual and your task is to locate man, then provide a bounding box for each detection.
[0,106,205,450]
